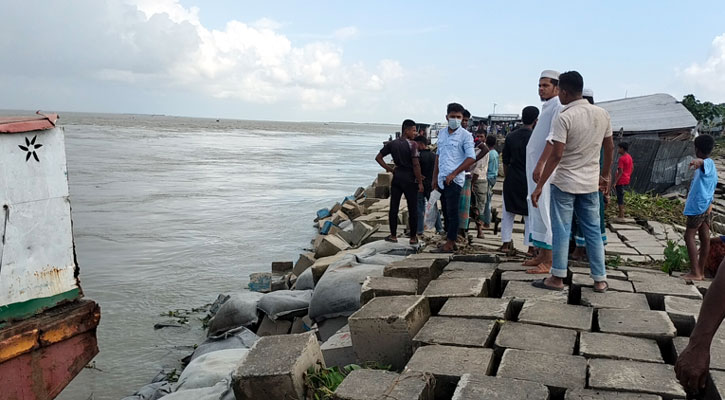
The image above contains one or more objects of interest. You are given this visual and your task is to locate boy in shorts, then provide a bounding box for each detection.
[683,134,718,281]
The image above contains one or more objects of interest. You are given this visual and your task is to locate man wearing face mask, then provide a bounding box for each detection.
[432,103,477,253]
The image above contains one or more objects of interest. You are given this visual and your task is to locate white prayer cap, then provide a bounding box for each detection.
[583,88,594,97]
[540,70,560,80]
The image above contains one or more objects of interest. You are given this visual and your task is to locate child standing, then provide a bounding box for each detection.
[683,135,718,281]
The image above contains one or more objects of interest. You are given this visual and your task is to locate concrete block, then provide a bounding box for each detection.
[422,278,487,312]
[452,374,549,400]
[572,274,634,292]
[384,259,447,294]
[332,210,351,225]
[565,389,663,399]
[413,317,497,348]
[518,301,593,331]
[438,297,512,320]
[360,276,418,305]
[709,370,725,400]
[331,202,343,215]
[570,267,627,280]
[248,272,272,292]
[272,261,293,274]
[497,349,587,391]
[404,345,494,388]
[375,185,391,198]
[361,230,390,244]
[588,359,686,398]
[385,371,435,400]
[673,336,725,371]
[497,262,532,272]
[579,288,651,310]
[293,252,316,276]
[378,172,393,187]
[501,271,547,287]
[632,279,702,301]
[341,202,362,220]
[339,221,377,246]
[597,309,676,342]
[495,321,577,355]
[318,316,349,342]
[406,252,453,262]
[256,315,292,336]
[439,261,497,280]
[502,281,569,309]
[664,295,701,334]
[333,369,399,400]
[579,332,664,363]
[315,234,351,258]
[321,329,355,368]
[349,296,430,370]
[450,253,499,263]
[232,332,324,400]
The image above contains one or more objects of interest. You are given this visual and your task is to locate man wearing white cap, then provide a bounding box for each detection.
[523,70,563,273]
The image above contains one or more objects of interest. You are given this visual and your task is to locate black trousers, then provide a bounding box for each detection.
[389,178,418,237]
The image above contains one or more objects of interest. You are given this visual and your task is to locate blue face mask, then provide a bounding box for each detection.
[448,118,461,130]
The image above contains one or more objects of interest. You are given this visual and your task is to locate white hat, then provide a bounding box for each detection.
[583,88,594,97]
[540,70,560,80]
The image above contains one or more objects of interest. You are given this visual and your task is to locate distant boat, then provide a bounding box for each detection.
[0,112,100,400]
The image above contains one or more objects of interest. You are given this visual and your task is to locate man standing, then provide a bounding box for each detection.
[499,106,540,254]
[413,135,444,236]
[432,103,477,253]
[471,131,490,238]
[531,71,614,292]
[375,119,424,245]
[611,142,633,219]
[482,135,500,229]
[524,70,563,273]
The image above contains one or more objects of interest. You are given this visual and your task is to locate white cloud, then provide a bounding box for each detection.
[679,33,725,101]
[0,0,404,112]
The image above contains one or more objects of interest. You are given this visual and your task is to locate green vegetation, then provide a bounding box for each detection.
[606,191,686,226]
[662,240,690,274]
[682,94,725,127]
[304,362,392,399]
[606,255,622,268]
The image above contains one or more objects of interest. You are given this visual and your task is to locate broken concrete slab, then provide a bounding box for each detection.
[502,281,569,309]
[579,332,664,363]
[495,321,577,355]
[438,297,512,320]
[320,329,355,368]
[588,359,686,399]
[497,349,587,391]
[664,295,701,334]
[404,345,494,387]
[597,309,676,342]
[518,301,593,331]
[422,278,487,312]
[348,295,430,370]
[579,289,651,310]
[673,336,725,371]
[232,332,324,400]
[360,276,418,305]
[384,259,447,294]
[565,389,663,399]
[333,369,400,400]
[413,317,497,348]
[315,234,351,258]
[452,374,549,400]
[293,252,316,276]
[572,274,634,293]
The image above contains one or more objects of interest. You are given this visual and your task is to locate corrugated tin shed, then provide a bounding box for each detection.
[597,93,697,135]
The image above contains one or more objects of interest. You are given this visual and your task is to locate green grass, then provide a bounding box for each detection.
[661,240,690,274]
[605,191,686,226]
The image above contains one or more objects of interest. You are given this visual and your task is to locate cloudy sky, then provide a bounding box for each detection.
[2,0,724,123]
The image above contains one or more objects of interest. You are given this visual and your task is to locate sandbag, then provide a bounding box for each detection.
[309,261,385,322]
[358,240,417,256]
[355,253,405,266]
[191,326,258,362]
[159,382,234,400]
[294,268,315,290]
[175,349,248,392]
[122,382,173,400]
[207,292,264,337]
[257,290,313,320]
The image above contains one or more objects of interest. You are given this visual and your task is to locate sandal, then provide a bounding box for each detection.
[531,278,564,291]
[384,235,398,243]
[593,281,609,293]
[430,246,454,254]
[409,237,419,245]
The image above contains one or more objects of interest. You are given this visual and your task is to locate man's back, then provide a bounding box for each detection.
[419,149,436,194]
[503,127,532,171]
[380,138,417,183]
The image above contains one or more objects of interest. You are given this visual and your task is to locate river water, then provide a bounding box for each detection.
[50,113,392,399]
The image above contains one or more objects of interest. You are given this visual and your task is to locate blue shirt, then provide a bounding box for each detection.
[436,127,476,188]
[684,158,718,216]
[487,149,499,180]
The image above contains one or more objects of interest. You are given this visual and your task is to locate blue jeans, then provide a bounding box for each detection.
[550,185,607,282]
[417,193,443,234]
[483,177,496,224]
[440,183,462,241]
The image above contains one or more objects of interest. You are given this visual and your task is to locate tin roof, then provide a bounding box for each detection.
[0,113,58,133]
[597,93,697,134]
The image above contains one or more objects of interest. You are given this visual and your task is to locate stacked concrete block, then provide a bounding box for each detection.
[495,322,577,355]
[497,349,587,393]
[588,359,686,398]
[404,345,494,396]
[339,221,377,246]
[422,277,487,312]
[579,332,664,363]
[333,369,400,400]
[412,317,497,348]
[452,374,549,400]
[315,234,351,258]
[348,296,430,370]
[232,333,324,400]
[384,258,447,294]
[597,309,676,342]
[438,297,512,320]
[517,301,593,331]
[360,276,417,305]
[341,201,363,220]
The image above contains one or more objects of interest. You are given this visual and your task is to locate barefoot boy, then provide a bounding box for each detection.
[683,134,718,281]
